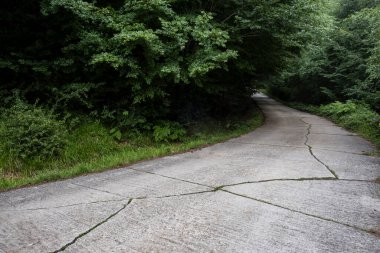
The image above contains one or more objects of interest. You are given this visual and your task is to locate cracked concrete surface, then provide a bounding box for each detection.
[0,94,379,252]
[301,118,338,178]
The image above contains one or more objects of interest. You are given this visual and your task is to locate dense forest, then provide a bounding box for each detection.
[270,0,380,110]
[1,0,329,126]
[0,0,379,187]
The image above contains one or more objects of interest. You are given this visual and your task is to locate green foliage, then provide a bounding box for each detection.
[332,5,380,110]
[0,100,67,160]
[0,121,119,175]
[335,0,380,18]
[1,0,329,128]
[109,128,122,141]
[1,0,242,131]
[289,100,380,147]
[320,101,358,117]
[321,101,380,147]
[271,1,380,111]
[320,101,380,132]
[64,123,118,163]
[153,121,186,142]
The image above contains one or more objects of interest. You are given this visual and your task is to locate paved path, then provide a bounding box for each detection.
[1,94,379,252]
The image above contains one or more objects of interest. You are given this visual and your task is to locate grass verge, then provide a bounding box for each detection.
[0,104,263,191]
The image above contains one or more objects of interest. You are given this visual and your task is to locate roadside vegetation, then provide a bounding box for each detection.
[288,101,380,148]
[0,104,262,191]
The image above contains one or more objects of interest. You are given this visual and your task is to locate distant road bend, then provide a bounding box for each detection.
[0,94,379,252]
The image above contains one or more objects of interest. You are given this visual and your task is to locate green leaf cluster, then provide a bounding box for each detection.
[153,121,186,142]
[0,99,67,159]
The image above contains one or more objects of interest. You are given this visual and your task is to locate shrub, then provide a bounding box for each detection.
[320,101,357,117]
[153,121,186,142]
[320,101,380,128]
[0,100,67,159]
[319,100,380,146]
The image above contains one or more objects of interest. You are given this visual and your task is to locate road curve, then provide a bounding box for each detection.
[1,94,379,252]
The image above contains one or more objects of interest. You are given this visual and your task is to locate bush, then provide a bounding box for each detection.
[320,101,357,117]
[0,100,67,159]
[319,100,380,146]
[153,121,186,142]
[320,101,380,129]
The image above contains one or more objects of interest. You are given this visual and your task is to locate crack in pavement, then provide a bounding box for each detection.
[142,189,218,200]
[309,132,357,137]
[48,190,216,252]
[77,180,380,239]
[218,177,377,188]
[244,129,357,137]
[0,198,128,212]
[301,119,338,179]
[312,148,373,156]
[231,141,373,156]
[1,190,218,213]
[6,177,375,212]
[221,189,378,236]
[51,199,133,253]
[220,177,337,187]
[6,154,374,249]
[70,182,127,198]
[33,175,376,252]
[230,141,305,149]
[128,167,213,189]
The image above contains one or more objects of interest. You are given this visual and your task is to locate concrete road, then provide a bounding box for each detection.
[1,94,379,253]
